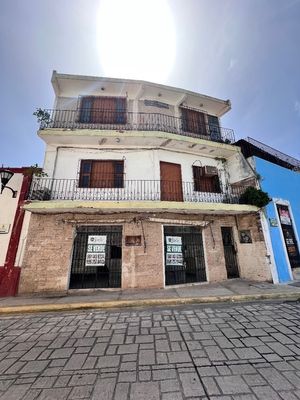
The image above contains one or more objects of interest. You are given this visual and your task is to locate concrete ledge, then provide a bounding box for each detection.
[1,292,299,315]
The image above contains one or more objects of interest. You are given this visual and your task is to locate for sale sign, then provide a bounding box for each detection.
[85,235,107,266]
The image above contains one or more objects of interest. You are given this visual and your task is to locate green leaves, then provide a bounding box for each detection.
[239,187,271,208]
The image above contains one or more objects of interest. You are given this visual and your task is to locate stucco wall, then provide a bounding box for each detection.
[44,147,226,184]
[226,152,255,184]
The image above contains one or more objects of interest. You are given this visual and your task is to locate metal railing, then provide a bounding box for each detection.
[38,109,235,144]
[28,177,249,204]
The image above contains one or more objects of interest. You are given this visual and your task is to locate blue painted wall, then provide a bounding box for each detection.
[255,157,300,282]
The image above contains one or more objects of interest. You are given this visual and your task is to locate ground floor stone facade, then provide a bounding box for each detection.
[18,211,272,294]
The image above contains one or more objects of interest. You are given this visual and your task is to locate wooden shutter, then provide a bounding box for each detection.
[181,108,206,135]
[160,162,183,201]
[90,161,115,188]
[193,166,202,192]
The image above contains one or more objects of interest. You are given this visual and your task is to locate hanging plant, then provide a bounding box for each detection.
[33,108,51,126]
[239,187,271,208]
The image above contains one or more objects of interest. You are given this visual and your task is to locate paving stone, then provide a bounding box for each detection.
[202,376,221,395]
[234,347,262,359]
[216,375,251,395]
[118,371,136,382]
[0,358,18,374]
[90,343,107,356]
[252,385,281,400]
[162,393,183,400]
[37,387,71,400]
[69,373,97,386]
[197,366,218,376]
[282,371,300,388]
[168,351,192,364]
[179,372,205,397]
[0,379,14,392]
[153,368,176,380]
[68,385,93,399]
[155,340,170,352]
[0,383,31,400]
[243,373,267,386]
[22,388,42,400]
[63,354,87,370]
[278,392,299,400]
[31,376,56,389]
[117,344,138,355]
[54,375,71,387]
[49,348,74,359]
[259,368,294,390]
[139,370,151,381]
[114,383,129,400]
[130,382,160,400]
[139,349,155,365]
[160,378,181,392]
[19,360,49,374]
[268,342,295,357]
[206,345,227,361]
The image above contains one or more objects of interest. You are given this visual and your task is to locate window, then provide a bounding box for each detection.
[181,107,207,136]
[79,160,124,188]
[193,166,221,193]
[79,97,126,124]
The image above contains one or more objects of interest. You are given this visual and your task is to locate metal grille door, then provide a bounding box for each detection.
[164,226,206,285]
[221,227,239,279]
[69,226,122,289]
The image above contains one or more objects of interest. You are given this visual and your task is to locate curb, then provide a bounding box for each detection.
[0,292,299,315]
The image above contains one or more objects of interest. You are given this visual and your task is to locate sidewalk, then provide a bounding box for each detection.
[0,279,300,314]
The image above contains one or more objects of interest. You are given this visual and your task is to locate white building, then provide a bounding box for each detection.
[19,71,272,293]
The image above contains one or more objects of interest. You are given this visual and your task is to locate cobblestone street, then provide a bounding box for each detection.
[0,300,300,399]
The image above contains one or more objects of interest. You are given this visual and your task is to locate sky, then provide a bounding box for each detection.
[1,0,300,167]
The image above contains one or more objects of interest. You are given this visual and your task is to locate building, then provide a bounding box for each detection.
[236,137,300,283]
[18,72,273,294]
[0,167,33,296]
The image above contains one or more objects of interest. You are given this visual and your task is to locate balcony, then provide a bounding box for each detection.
[38,109,235,144]
[28,177,248,205]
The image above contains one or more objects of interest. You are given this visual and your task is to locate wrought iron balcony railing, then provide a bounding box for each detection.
[38,109,235,144]
[28,177,248,205]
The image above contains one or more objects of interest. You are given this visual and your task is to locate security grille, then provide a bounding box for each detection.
[164,225,206,285]
[69,225,122,289]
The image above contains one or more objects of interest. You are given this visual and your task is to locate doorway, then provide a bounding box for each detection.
[164,226,206,285]
[221,227,239,279]
[160,161,183,202]
[69,225,122,289]
[276,204,300,269]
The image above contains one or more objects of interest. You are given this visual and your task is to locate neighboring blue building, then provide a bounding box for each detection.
[237,137,300,283]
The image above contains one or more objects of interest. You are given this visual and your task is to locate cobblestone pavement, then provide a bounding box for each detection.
[0,301,300,400]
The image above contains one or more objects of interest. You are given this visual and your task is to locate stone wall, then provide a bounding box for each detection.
[18,214,74,294]
[18,211,272,294]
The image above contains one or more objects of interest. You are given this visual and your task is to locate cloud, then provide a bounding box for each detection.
[295,100,300,116]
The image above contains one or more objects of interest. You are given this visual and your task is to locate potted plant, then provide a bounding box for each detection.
[239,186,271,208]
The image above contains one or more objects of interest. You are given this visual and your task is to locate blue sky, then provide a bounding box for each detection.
[1,0,300,167]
